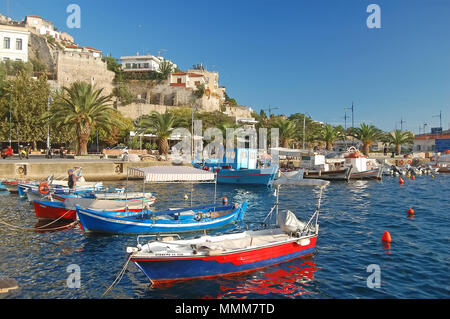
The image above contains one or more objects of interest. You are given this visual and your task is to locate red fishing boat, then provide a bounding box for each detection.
[33,197,150,221]
[127,176,329,284]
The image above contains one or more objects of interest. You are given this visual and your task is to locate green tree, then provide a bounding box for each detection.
[0,72,50,149]
[137,111,177,156]
[46,81,124,155]
[349,123,383,156]
[386,129,414,155]
[320,124,344,150]
[157,60,174,81]
[270,117,297,148]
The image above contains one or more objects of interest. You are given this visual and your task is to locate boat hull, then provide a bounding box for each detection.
[217,166,278,185]
[76,203,247,234]
[33,200,146,221]
[303,167,351,181]
[131,236,317,283]
[33,200,77,221]
[350,168,383,180]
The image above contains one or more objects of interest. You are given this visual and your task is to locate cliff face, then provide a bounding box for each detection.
[28,33,56,77]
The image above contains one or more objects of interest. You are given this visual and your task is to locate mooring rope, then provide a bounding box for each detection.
[102,254,133,297]
[0,209,78,232]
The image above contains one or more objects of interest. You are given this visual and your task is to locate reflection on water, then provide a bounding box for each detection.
[0,176,449,298]
[205,258,320,299]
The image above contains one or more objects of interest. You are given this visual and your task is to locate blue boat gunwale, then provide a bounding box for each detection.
[76,202,247,224]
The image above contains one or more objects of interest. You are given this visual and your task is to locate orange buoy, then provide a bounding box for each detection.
[407,207,415,216]
[411,175,415,180]
[222,197,228,205]
[381,231,392,243]
[399,178,404,185]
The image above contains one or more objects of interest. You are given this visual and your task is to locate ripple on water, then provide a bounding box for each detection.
[0,176,449,299]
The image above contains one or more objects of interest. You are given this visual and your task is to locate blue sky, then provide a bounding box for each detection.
[3,0,450,132]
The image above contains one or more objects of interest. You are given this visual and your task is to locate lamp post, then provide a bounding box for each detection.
[9,84,12,147]
[47,96,53,151]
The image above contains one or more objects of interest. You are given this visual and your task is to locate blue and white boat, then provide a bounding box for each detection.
[195,148,278,186]
[76,202,247,234]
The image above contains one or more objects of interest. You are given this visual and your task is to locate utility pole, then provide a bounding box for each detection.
[345,102,354,143]
[302,115,306,150]
[9,84,12,146]
[399,117,406,131]
[47,96,53,151]
[344,111,350,148]
[263,105,279,118]
[432,110,442,130]
[6,0,9,19]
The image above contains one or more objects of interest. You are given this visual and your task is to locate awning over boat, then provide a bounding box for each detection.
[272,176,330,188]
[269,147,311,156]
[128,166,215,183]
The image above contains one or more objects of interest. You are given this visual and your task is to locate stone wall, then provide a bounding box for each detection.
[55,51,115,95]
[224,105,253,120]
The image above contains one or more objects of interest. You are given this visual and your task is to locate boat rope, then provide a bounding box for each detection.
[0,210,78,232]
[34,209,74,229]
[102,254,133,297]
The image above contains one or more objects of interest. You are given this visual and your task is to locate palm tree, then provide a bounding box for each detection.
[157,60,174,81]
[386,129,414,155]
[270,117,297,148]
[137,111,177,156]
[349,123,383,156]
[47,81,123,155]
[320,124,344,150]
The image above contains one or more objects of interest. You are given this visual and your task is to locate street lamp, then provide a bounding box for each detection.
[47,95,53,151]
[9,84,12,147]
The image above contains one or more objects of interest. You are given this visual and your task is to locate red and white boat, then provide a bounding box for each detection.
[33,197,151,221]
[127,175,329,284]
[344,151,383,181]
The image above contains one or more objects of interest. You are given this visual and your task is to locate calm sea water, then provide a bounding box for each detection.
[0,175,449,299]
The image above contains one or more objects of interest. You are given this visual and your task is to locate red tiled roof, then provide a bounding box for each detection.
[170,83,186,87]
[84,46,101,52]
[26,15,44,20]
[65,44,83,49]
[415,134,450,140]
[187,73,204,77]
[172,72,187,76]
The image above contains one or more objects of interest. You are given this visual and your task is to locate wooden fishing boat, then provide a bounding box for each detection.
[77,203,247,234]
[303,166,352,181]
[126,176,329,283]
[195,148,279,186]
[33,197,152,221]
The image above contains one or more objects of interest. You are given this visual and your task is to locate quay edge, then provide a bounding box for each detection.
[0,160,190,181]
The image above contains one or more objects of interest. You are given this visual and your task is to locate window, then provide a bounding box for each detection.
[16,39,23,51]
[177,78,182,84]
[143,63,149,69]
[132,63,138,69]
[3,57,10,61]
[4,37,10,49]
[125,63,131,69]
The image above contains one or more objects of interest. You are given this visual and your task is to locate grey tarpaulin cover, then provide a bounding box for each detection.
[277,210,306,233]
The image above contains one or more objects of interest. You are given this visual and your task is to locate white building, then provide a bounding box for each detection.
[0,24,30,62]
[25,15,61,40]
[120,54,177,73]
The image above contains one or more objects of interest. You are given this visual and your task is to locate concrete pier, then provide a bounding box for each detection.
[0,158,187,181]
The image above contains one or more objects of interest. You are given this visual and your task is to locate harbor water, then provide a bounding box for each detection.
[0,175,449,299]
